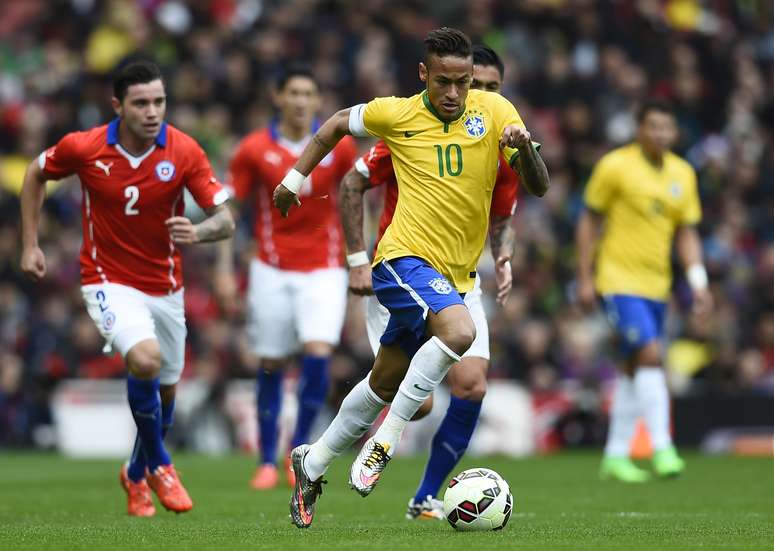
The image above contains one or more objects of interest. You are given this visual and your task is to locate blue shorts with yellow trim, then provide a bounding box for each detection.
[602,294,667,356]
[372,257,465,358]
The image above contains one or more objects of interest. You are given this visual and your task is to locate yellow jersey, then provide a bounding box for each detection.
[584,143,701,300]
[355,89,525,293]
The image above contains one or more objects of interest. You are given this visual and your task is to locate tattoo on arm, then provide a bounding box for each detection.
[512,144,550,197]
[195,204,235,243]
[339,171,371,253]
[490,214,515,260]
[313,133,332,150]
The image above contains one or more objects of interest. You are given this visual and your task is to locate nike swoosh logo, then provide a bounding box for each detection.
[403,130,426,138]
[413,383,432,392]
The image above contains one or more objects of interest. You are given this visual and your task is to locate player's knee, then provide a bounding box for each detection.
[127,343,162,379]
[635,341,662,366]
[438,321,476,357]
[369,373,398,402]
[451,377,487,402]
[260,358,286,372]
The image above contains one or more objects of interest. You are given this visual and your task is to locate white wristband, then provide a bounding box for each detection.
[281,168,306,194]
[687,264,708,290]
[346,251,370,267]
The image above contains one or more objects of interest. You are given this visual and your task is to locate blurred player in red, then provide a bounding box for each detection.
[339,45,519,520]
[19,60,234,517]
[218,66,357,489]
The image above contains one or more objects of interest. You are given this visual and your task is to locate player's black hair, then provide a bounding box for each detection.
[276,65,320,91]
[636,99,676,123]
[424,27,472,66]
[473,44,504,78]
[113,60,164,101]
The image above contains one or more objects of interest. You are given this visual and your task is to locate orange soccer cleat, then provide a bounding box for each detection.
[251,464,279,490]
[284,454,296,488]
[146,464,193,513]
[119,463,156,517]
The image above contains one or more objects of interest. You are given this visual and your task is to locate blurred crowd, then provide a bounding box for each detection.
[1,0,773,448]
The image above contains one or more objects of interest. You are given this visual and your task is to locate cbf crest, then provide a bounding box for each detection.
[155,160,176,182]
[464,110,486,139]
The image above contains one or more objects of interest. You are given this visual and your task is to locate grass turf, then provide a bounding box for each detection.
[0,452,772,550]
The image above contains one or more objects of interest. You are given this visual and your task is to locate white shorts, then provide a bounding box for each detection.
[365,275,490,360]
[247,259,348,359]
[81,283,187,385]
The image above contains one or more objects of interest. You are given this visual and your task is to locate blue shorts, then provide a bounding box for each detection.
[602,294,667,356]
[372,257,465,358]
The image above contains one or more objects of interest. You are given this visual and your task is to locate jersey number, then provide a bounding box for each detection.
[434,144,463,177]
[124,186,139,216]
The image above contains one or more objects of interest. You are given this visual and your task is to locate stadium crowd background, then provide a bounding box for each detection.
[0,0,772,450]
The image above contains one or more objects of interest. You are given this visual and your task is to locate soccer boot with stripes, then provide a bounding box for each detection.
[406,495,444,520]
[119,463,155,517]
[289,444,327,528]
[147,464,193,513]
[349,437,391,497]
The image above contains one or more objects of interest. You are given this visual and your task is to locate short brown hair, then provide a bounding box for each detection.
[424,27,472,66]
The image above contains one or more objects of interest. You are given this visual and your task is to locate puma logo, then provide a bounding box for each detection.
[95,160,113,176]
[442,442,463,461]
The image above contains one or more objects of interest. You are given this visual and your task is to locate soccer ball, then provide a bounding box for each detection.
[443,468,513,531]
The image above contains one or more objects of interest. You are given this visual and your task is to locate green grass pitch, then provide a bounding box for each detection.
[1,452,772,550]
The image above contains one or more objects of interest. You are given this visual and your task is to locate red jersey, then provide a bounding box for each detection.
[228,123,357,271]
[355,140,519,249]
[40,119,228,295]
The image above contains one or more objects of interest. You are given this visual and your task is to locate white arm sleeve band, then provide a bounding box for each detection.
[687,264,708,290]
[354,157,370,178]
[38,151,46,170]
[281,168,306,194]
[348,104,369,137]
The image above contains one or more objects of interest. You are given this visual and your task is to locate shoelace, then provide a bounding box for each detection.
[309,478,327,496]
[363,443,389,470]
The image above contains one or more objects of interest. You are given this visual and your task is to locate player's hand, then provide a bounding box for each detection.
[273,184,301,218]
[213,270,238,313]
[576,277,597,312]
[348,264,374,296]
[692,287,713,318]
[165,216,198,244]
[21,246,46,281]
[500,125,531,149]
[494,256,512,306]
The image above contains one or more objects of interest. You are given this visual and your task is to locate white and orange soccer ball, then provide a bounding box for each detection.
[443,468,513,531]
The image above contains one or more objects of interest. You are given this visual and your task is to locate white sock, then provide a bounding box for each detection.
[303,375,386,480]
[633,366,672,451]
[372,336,460,454]
[603,374,639,458]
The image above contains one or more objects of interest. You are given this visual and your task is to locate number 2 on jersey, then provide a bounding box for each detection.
[434,144,463,177]
[124,185,139,215]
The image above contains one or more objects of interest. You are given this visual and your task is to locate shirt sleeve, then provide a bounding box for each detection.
[679,164,701,225]
[491,156,519,217]
[39,133,83,179]
[361,97,400,139]
[186,143,229,209]
[583,154,618,214]
[226,139,254,201]
[355,140,394,187]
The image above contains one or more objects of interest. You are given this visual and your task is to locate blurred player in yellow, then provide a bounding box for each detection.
[274,27,549,527]
[576,100,712,483]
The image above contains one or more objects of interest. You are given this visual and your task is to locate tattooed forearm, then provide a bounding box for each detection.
[339,169,371,252]
[513,143,549,197]
[313,133,332,150]
[195,204,236,243]
[490,214,515,260]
